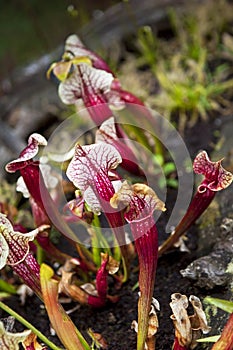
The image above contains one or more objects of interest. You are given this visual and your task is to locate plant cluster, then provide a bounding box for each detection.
[0,31,233,350]
[118,0,233,131]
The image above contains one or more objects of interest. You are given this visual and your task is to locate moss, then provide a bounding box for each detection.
[198,199,221,230]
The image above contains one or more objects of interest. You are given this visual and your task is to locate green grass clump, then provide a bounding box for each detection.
[135,0,233,130]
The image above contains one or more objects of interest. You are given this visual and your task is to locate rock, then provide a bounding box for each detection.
[180,218,233,289]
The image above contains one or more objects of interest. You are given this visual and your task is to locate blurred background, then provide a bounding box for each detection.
[0,0,124,173]
[0,0,121,80]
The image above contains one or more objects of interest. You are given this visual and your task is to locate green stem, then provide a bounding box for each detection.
[91,215,111,266]
[35,240,45,265]
[154,136,165,160]
[0,301,63,350]
[113,237,122,262]
[121,255,128,283]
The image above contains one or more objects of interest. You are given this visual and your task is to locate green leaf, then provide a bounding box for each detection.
[163,162,176,175]
[0,279,17,294]
[196,335,220,343]
[40,264,91,350]
[132,281,139,291]
[204,297,233,313]
[0,292,12,299]
[167,178,178,189]
[153,154,164,167]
